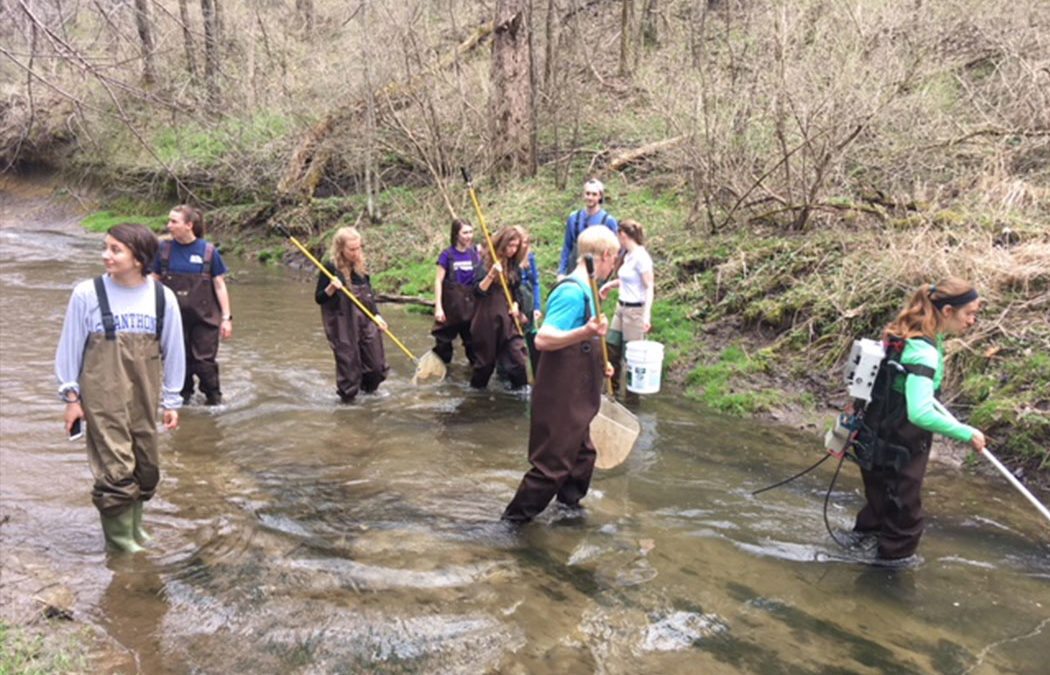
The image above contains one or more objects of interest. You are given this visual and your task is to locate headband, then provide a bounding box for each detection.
[932,288,979,309]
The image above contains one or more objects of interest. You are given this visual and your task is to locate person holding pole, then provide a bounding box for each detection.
[851,277,986,565]
[315,227,389,403]
[502,226,619,523]
[470,226,530,390]
[557,179,618,279]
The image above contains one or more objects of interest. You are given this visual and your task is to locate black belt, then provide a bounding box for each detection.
[618,300,644,308]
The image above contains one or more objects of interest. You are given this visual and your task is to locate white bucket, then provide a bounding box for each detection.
[625,340,664,394]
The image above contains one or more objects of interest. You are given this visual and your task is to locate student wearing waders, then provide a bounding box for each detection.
[315,226,389,403]
[557,179,619,279]
[519,232,543,373]
[599,219,654,398]
[470,225,530,390]
[431,218,480,366]
[851,277,986,564]
[55,224,185,553]
[152,205,232,405]
[502,226,619,523]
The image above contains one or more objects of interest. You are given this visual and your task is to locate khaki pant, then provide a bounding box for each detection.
[608,304,646,396]
[80,333,162,516]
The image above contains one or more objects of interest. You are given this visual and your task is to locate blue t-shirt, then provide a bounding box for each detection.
[436,246,479,286]
[542,273,594,331]
[558,209,619,275]
[152,239,228,276]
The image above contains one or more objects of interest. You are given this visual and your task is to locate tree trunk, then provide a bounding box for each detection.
[200,0,220,111]
[542,0,557,91]
[132,0,156,85]
[490,0,537,177]
[641,0,658,47]
[177,0,199,82]
[619,0,633,77]
[296,0,316,35]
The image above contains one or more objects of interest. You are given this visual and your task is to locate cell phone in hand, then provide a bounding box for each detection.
[68,418,84,442]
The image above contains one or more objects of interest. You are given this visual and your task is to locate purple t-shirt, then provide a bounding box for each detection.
[437,247,479,286]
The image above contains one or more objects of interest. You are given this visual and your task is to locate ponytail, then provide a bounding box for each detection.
[884,277,976,340]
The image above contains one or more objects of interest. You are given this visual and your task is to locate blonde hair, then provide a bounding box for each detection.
[576,225,620,260]
[329,226,366,276]
[884,277,976,340]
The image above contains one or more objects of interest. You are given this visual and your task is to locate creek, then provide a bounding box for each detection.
[0,199,1047,673]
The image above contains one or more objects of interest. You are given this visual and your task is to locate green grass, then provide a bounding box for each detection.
[0,622,88,674]
[685,344,782,416]
[81,210,167,233]
[154,112,290,167]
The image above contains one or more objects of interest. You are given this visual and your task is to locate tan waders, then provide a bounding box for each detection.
[81,331,163,553]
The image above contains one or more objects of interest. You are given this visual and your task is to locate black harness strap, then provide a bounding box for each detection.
[159,239,215,279]
[154,279,165,340]
[94,276,166,341]
[94,276,116,340]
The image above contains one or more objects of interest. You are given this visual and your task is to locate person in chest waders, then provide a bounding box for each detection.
[502,226,619,524]
[315,226,389,403]
[152,205,232,405]
[430,218,481,367]
[470,225,530,390]
[852,277,986,565]
[56,224,185,553]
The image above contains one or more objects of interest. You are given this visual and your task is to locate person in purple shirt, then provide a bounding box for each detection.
[557,178,619,278]
[431,219,481,366]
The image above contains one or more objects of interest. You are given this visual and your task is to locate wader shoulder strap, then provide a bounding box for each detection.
[902,363,935,379]
[93,276,116,340]
[154,279,165,340]
[202,242,215,280]
[159,240,172,275]
[600,212,608,226]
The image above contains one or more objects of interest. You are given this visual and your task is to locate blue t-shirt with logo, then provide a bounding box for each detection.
[152,239,228,276]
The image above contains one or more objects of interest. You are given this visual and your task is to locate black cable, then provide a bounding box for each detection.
[823,453,850,549]
[751,454,831,496]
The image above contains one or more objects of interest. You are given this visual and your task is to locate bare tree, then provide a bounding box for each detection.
[618,0,633,77]
[641,0,658,47]
[296,0,315,35]
[131,0,156,85]
[177,0,199,82]
[200,0,220,111]
[490,0,537,176]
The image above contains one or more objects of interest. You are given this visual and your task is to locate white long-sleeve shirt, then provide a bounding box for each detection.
[55,275,186,409]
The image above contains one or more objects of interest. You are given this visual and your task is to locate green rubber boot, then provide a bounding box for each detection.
[100,508,145,554]
[131,501,152,545]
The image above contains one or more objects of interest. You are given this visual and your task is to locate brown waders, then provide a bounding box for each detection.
[853,418,933,559]
[320,273,388,401]
[158,242,222,403]
[431,279,476,365]
[470,269,527,390]
[503,317,604,522]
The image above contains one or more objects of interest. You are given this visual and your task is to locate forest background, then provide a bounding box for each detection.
[1,0,1047,477]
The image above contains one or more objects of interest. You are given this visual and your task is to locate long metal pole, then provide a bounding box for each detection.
[982,449,1050,524]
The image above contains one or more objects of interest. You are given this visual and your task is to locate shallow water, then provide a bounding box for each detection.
[1,206,1048,673]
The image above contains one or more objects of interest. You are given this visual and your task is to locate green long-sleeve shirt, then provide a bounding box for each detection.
[898,336,975,443]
